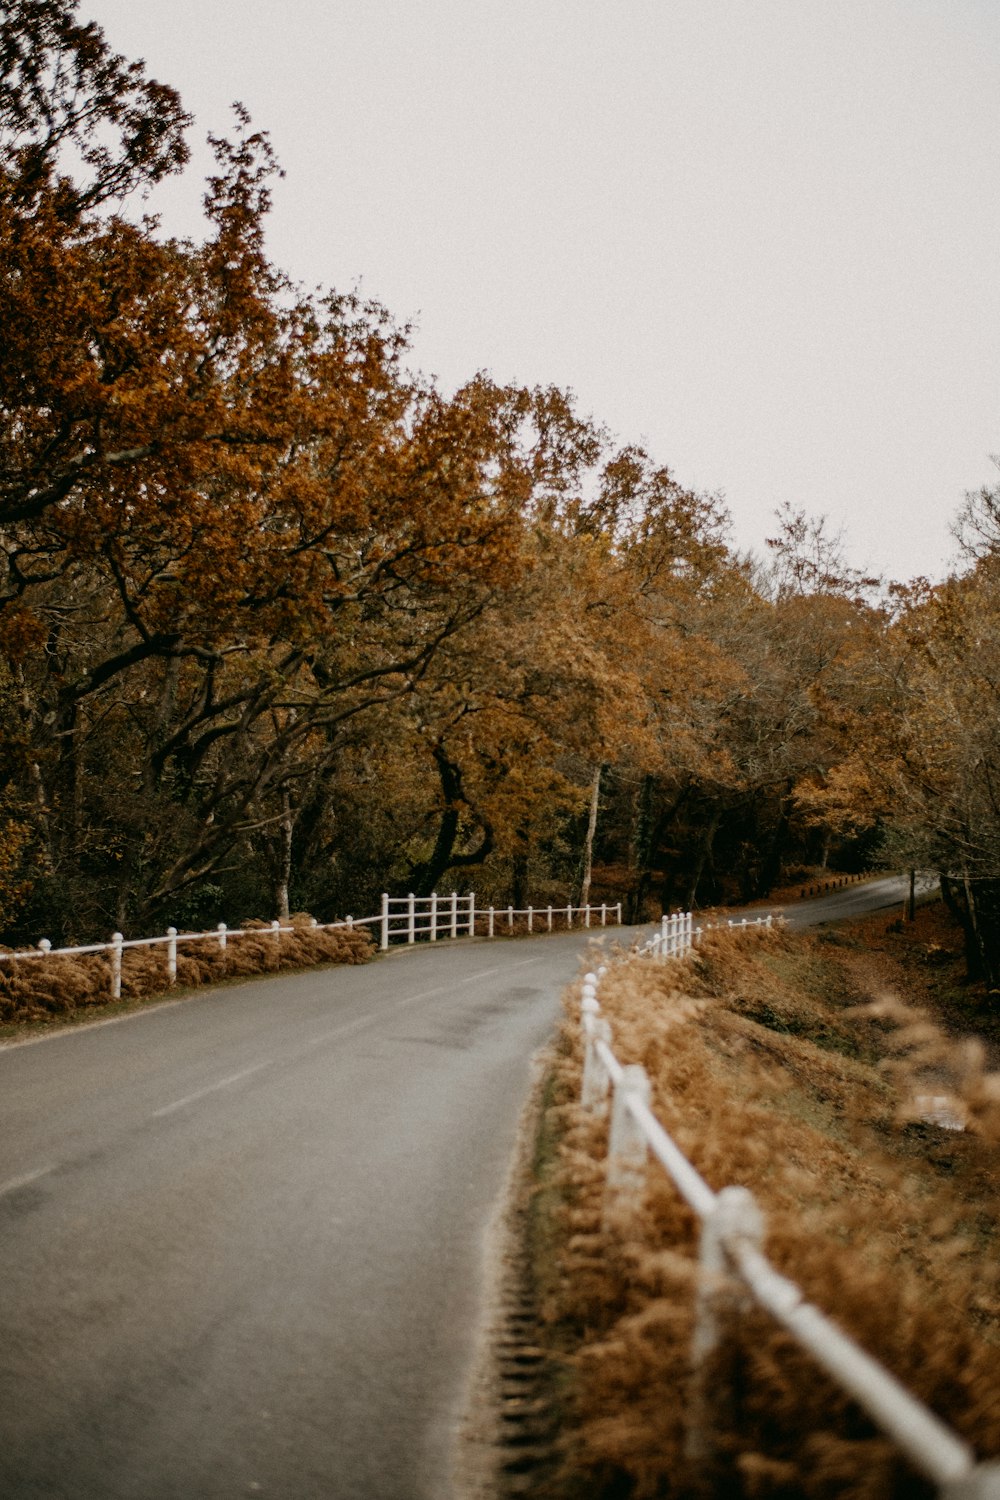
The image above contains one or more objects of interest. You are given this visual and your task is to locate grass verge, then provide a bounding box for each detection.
[0,917,374,1041]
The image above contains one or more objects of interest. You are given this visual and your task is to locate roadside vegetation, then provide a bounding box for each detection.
[0,917,373,1035]
[527,901,1000,1498]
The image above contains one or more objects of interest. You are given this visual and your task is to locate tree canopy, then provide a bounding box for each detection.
[3,2,999,988]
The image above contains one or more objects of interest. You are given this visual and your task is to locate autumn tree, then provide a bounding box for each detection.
[871,560,1000,983]
[5,2,965,949]
[0,5,545,935]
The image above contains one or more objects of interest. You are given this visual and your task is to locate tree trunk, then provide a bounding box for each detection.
[685,806,722,910]
[654,781,693,912]
[625,773,655,923]
[578,765,602,907]
[275,787,293,920]
[408,744,493,897]
[757,791,793,898]
[941,872,988,983]
[511,840,530,910]
[956,869,1000,989]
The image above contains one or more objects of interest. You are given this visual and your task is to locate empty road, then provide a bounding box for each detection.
[0,876,920,1499]
[770,871,936,928]
[0,928,639,1500]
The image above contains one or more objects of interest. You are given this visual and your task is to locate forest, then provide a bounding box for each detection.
[2,2,1000,986]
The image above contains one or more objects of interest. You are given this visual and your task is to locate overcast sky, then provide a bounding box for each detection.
[83,0,1000,584]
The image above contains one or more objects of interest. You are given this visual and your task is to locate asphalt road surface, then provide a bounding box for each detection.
[0,877,923,1500]
[768,871,936,929]
[0,925,639,1500]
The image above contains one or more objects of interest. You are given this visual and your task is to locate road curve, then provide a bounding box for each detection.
[0,877,924,1498]
[0,926,638,1500]
[765,872,936,929]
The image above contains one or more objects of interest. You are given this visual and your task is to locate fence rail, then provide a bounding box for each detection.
[578,926,1000,1497]
[376,893,622,949]
[0,892,623,1001]
[641,909,775,960]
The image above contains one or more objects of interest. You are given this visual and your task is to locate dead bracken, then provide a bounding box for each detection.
[529,921,1000,1500]
[0,918,373,1028]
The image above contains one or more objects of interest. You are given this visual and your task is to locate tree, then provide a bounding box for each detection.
[1,0,190,214]
[880,565,1000,983]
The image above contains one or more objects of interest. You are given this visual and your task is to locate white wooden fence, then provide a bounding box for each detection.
[0,892,623,1001]
[579,932,1000,1497]
[377,892,622,948]
[641,909,775,959]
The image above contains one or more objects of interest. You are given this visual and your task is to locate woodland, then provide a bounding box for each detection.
[3,3,1000,985]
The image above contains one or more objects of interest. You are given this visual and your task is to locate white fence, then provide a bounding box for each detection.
[579,935,1000,1497]
[0,892,623,1001]
[377,892,622,948]
[642,909,775,960]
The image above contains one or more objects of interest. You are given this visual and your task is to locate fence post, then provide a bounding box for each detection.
[270,920,281,967]
[450,891,458,940]
[430,891,438,941]
[547,905,553,932]
[216,922,227,953]
[110,932,123,1000]
[507,905,514,932]
[582,1027,613,1114]
[566,903,573,930]
[468,892,476,937]
[381,893,390,951]
[601,902,607,927]
[488,906,495,938]
[604,1063,651,1226]
[581,979,612,1115]
[527,905,533,933]
[616,902,622,925]
[686,1185,764,1484]
[407,894,416,945]
[167,926,178,984]
[584,903,591,928]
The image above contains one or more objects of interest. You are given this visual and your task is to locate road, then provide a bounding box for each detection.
[0,876,922,1499]
[767,871,936,929]
[0,926,636,1500]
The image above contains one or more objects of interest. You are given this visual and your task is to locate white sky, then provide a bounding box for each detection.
[82,0,1000,584]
